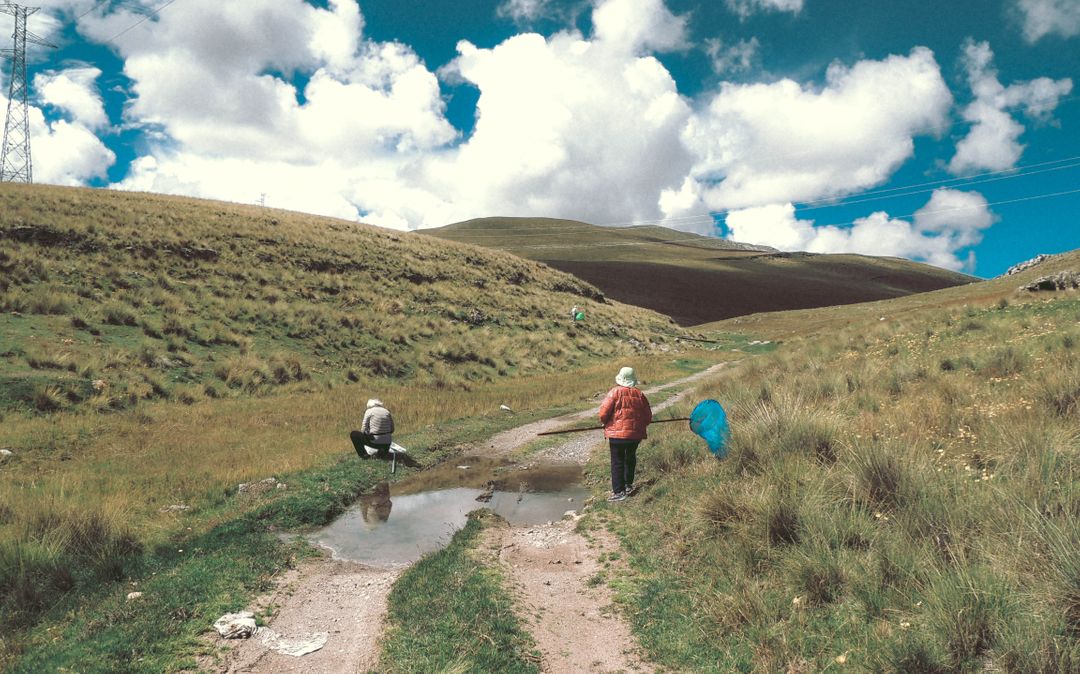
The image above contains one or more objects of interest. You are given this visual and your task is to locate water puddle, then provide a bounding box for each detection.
[308,457,587,568]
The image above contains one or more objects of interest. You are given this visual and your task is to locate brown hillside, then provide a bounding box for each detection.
[702,249,1080,340]
[423,217,975,326]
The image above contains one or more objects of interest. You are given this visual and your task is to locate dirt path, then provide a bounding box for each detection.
[471,365,732,673]
[480,361,730,464]
[486,517,654,674]
[205,361,730,673]
[212,560,399,674]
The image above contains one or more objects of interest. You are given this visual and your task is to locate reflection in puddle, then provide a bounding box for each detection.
[309,462,587,568]
[358,481,393,526]
[392,456,582,496]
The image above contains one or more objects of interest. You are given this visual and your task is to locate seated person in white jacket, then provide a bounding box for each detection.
[350,399,394,459]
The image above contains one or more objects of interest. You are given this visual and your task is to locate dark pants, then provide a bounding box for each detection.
[609,439,640,494]
[350,431,390,459]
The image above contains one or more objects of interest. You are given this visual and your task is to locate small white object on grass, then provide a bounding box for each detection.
[500,404,513,412]
[213,611,258,639]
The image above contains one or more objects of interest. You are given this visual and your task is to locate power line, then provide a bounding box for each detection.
[103,0,177,43]
[595,154,1080,230]
[76,0,112,20]
[796,160,1080,213]
[468,186,1080,252]
[436,154,1080,238]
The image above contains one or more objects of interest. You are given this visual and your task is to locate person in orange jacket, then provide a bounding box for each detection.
[598,366,652,501]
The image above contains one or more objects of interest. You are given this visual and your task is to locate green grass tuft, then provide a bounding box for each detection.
[380,511,539,673]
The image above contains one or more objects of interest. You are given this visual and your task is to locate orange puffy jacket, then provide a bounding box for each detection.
[599,385,652,440]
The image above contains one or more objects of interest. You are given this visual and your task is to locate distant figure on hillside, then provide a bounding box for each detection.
[571,305,585,322]
[350,399,395,460]
[599,367,652,502]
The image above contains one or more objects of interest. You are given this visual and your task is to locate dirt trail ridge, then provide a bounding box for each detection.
[209,362,729,673]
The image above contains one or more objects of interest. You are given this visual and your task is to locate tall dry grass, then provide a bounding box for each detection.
[604,293,1080,671]
[0,351,711,631]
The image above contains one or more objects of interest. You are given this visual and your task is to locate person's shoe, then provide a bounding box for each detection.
[607,491,626,502]
[624,484,636,496]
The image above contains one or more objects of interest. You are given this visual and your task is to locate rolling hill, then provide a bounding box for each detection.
[422,217,976,326]
[0,185,681,415]
[5,181,1079,672]
[703,249,1080,340]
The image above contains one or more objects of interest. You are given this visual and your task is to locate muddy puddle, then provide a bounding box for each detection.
[308,457,587,568]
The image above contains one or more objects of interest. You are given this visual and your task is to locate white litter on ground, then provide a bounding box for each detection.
[213,612,257,639]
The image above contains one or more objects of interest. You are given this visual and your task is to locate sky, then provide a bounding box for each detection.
[2,0,1079,277]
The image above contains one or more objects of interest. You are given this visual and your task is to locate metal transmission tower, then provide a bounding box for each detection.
[0,4,52,183]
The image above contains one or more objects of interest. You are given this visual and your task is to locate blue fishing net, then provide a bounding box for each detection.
[689,399,730,458]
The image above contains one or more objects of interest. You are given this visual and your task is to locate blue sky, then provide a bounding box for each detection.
[5,0,1079,276]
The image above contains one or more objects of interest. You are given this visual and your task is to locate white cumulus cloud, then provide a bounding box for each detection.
[1,58,114,184]
[677,47,953,213]
[424,24,694,226]
[497,0,558,24]
[1016,0,1080,42]
[724,188,995,271]
[0,92,115,185]
[592,0,690,54]
[948,40,1072,175]
[705,37,760,75]
[34,66,108,130]
[76,0,698,229]
[726,0,804,20]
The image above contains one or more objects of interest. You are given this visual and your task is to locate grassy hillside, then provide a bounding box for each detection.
[0,186,680,416]
[0,184,729,666]
[704,249,1080,340]
[423,217,975,326]
[585,264,1080,671]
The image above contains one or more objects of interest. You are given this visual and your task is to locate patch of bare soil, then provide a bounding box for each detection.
[206,557,399,674]
[485,516,653,674]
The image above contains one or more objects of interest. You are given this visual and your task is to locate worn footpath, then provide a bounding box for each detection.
[207,362,728,673]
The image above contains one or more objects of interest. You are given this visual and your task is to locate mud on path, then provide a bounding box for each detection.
[204,361,730,673]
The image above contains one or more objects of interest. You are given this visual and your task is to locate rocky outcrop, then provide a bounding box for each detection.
[1020,271,1080,292]
[1004,254,1056,276]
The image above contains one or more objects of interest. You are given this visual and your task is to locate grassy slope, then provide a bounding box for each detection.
[702,249,1080,339]
[422,217,975,326]
[0,184,734,668]
[582,261,1080,671]
[0,186,684,417]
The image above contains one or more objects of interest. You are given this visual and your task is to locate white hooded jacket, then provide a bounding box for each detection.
[361,400,394,444]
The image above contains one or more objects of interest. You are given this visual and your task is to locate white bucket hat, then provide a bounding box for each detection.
[615,367,638,387]
[366,398,383,408]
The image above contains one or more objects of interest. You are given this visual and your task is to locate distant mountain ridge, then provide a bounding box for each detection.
[423,217,976,326]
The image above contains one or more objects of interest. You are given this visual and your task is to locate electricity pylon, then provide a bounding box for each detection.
[1,4,53,183]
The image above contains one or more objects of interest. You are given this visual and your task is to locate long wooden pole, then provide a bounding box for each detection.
[536,417,690,436]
